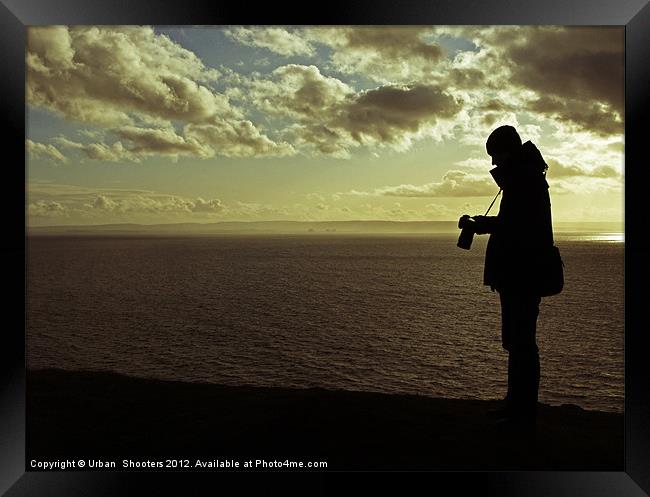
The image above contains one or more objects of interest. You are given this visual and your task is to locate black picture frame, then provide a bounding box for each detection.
[3,0,649,495]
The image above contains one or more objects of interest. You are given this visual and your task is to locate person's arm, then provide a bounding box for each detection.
[471,215,499,235]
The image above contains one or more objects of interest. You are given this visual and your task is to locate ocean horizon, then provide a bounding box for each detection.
[28,219,624,234]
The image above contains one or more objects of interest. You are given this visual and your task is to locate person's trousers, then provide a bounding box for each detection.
[499,291,542,414]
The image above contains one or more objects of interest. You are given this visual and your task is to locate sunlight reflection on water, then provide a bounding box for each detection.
[557,232,624,243]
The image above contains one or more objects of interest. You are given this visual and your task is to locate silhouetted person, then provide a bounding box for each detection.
[458,125,553,425]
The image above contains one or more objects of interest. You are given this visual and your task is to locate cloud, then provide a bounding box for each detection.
[224,27,316,56]
[428,26,624,138]
[304,193,326,202]
[480,26,624,136]
[92,195,118,210]
[183,120,295,158]
[425,203,455,217]
[227,201,292,220]
[306,27,445,83]
[26,139,67,163]
[381,171,497,197]
[546,158,621,179]
[452,157,492,172]
[447,68,487,89]
[344,170,497,198]
[77,129,105,140]
[27,26,291,160]
[547,177,622,195]
[591,166,621,178]
[507,27,623,114]
[528,96,622,137]
[251,64,353,119]
[54,122,294,162]
[190,197,224,213]
[26,26,624,165]
[89,193,225,214]
[338,84,460,145]
[225,26,447,84]
[115,125,214,158]
[478,98,515,113]
[28,200,67,217]
[248,64,461,156]
[28,183,226,222]
[363,170,621,199]
[54,136,138,162]
[27,26,228,126]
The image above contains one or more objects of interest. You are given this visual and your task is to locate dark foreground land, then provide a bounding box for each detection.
[27,369,622,471]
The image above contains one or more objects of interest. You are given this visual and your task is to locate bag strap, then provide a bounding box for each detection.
[484,189,502,216]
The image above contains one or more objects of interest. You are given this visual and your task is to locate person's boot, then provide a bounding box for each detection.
[495,406,538,445]
[490,354,515,416]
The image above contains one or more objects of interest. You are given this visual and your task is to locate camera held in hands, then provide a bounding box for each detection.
[457,215,476,250]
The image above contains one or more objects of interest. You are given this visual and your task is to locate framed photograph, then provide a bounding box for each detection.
[3,0,649,494]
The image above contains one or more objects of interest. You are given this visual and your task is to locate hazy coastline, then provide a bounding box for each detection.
[27,220,624,236]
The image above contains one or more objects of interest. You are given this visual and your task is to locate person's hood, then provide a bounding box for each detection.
[520,141,549,175]
[489,141,549,189]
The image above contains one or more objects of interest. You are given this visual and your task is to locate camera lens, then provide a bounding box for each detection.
[457,227,474,250]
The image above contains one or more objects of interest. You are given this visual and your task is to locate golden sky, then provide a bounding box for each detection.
[26,26,624,227]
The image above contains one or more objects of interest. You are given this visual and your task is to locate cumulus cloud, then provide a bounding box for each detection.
[27,26,292,160]
[381,171,497,197]
[339,84,460,144]
[247,64,461,156]
[547,177,622,195]
[190,197,224,213]
[591,166,622,178]
[251,64,353,118]
[507,27,623,114]
[227,201,293,220]
[184,119,295,158]
[344,170,497,198]
[92,194,118,210]
[54,136,138,162]
[452,157,492,172]
[306,27,445,83]
[528,96,622,137]
[26,25,624,165]
[28,200,67,217]
[225,26,447,84]
[88,193,224,214]
[447,68,487,89]
[26,139,67,163]
[427,26,624,138]
[54,121,294,161]
[115,125,214,158]
[425,203,455,217]
[546,158,621,179]
[224,27,316,56]
[27,183,226,223]
[27,26,229,125]
[77,128,105,140]
[346,168,621,199]
[468,26,624,136]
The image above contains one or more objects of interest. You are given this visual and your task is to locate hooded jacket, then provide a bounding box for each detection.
[472,141,554,294]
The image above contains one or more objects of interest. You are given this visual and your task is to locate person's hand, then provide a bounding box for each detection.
[472,215,488,234]
[458,214,473,229]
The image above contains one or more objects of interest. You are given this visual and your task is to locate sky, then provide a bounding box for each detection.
[26,26,624,227]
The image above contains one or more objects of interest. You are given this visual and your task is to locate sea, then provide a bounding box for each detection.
[26,233,625,413]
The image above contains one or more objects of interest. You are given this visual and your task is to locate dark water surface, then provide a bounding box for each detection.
[26,234,624,413]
